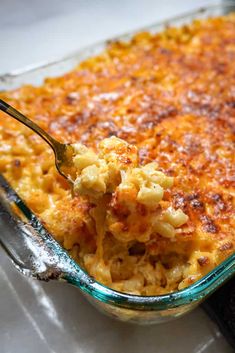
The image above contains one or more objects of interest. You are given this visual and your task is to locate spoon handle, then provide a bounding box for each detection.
[0,99,61,152]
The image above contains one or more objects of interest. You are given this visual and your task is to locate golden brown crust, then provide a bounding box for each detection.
[0,14,234,294]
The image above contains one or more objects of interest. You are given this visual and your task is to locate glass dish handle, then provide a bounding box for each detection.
[0,186,65,280]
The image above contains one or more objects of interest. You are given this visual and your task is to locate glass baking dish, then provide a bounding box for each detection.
[0,2,235,325]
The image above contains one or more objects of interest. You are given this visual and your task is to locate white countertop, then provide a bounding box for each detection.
[0,1,233,352]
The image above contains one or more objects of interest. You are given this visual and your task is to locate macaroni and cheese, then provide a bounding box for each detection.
[0,14,234,295]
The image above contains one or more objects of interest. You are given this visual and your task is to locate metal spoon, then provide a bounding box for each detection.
[0,99,75,184]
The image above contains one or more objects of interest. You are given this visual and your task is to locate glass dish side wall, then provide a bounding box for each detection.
[1,180,234,325]
[0,3,235,324]
[0,175,201,324]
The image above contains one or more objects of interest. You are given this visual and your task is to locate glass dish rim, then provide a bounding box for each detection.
[0,1,234,311]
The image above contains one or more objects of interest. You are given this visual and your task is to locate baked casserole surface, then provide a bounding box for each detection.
[0,14,234,295]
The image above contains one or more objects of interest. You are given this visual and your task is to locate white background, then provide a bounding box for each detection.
[0,0,225,74]
[0,1,233,352]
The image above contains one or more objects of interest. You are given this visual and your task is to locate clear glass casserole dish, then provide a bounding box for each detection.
[0,2,235,325]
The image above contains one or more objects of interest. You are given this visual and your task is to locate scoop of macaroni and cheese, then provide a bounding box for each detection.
[72,137,188,244]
